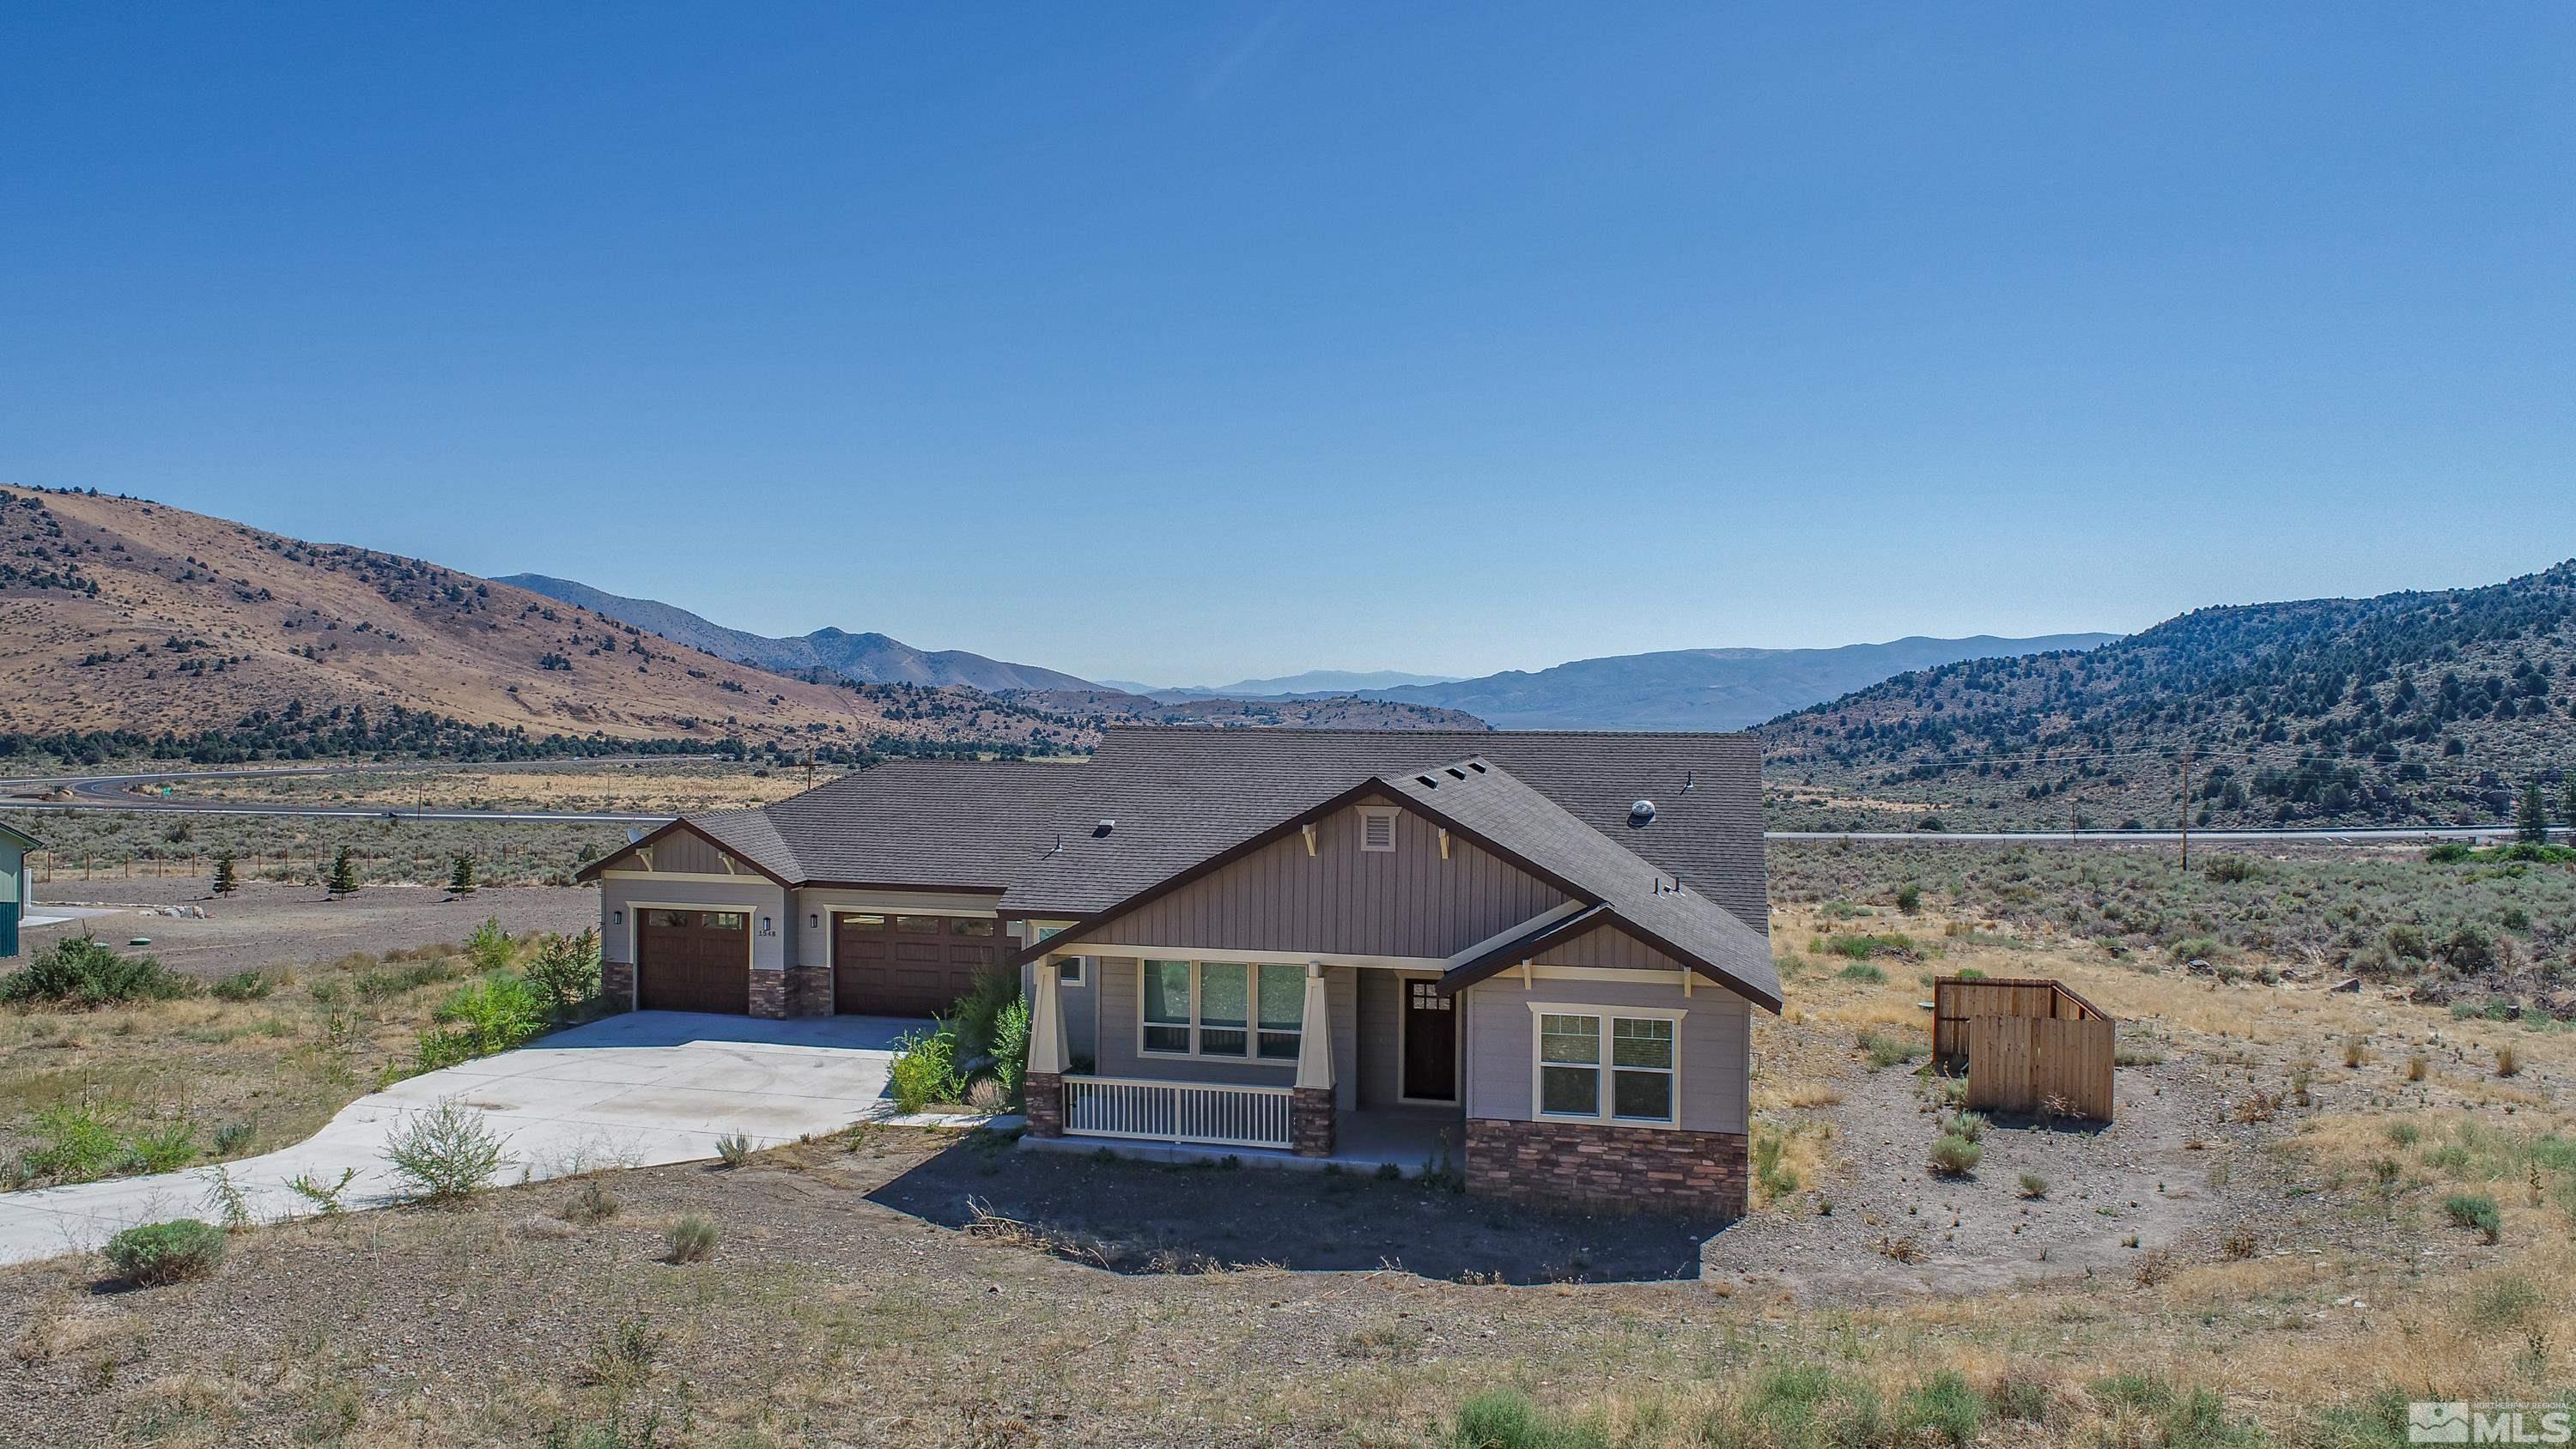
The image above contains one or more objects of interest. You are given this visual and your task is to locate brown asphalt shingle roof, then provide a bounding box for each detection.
[1380,756,1780,1009]
[1001,728,1767,933]
[681,759,1078,891]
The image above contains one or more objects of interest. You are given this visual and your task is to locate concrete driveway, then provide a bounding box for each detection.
[0,1012,917,1269]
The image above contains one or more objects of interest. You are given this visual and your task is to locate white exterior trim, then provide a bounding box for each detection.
[601,870,769,886]
[1094,943,1447,972]
[1524,1000,1686,1130]
[620,900,760,981]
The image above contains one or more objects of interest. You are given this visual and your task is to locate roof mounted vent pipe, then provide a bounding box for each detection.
[1629,799,1656,827]
[1683,769,1695,792]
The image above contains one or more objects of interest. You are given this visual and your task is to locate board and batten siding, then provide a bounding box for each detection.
[599,828,750,878]
[1461,974,1751,1135]
[1079,800,1570,960]
[1090,956,1360,1111]
[596,875,789,972]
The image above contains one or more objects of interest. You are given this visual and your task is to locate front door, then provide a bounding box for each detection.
[1401,978,1457,1101]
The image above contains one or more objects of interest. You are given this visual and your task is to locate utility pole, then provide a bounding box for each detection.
[2178,747,2192,872]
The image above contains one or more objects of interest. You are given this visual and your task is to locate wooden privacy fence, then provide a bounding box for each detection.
[1933,977,2116,1122]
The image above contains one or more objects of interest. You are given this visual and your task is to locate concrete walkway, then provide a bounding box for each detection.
[0,1012,916,1268]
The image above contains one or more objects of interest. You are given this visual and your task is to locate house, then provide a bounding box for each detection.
[577,728,1777,1216]
[0,822,38,960]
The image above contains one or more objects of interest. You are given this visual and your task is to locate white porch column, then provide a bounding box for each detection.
[1028,955,1068,1077]
[1294,961,1334,1090]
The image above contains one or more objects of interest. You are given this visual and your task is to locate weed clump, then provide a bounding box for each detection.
[103,1218,226,1287]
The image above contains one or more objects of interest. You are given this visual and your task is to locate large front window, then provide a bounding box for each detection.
[1141,961,1305,1060]
[1532,1007,1680,1125]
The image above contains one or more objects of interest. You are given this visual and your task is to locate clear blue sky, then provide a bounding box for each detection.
[5,5,2571,686]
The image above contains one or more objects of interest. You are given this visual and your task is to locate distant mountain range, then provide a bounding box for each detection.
[1099,669,1467,699]
[502,575,2121,733]
[1364,636,2120,731]
[497,575,1096,693]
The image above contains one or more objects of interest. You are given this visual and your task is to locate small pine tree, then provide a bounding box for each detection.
[447,853,477,896]
[2517,783,2549,845]
[211,849,238,897]
[325,846,359,897]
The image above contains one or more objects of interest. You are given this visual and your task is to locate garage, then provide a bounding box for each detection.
[833,912,1003,1017]
[636,908,751,1015]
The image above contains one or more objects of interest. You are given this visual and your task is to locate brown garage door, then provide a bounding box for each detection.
[834,913,1003,1017]
[637,908,750,1015]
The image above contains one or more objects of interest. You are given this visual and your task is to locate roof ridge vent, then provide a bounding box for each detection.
[1416,774,1439,788]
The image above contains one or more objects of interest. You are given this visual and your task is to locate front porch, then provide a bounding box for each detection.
[1022,1094,1461,1174]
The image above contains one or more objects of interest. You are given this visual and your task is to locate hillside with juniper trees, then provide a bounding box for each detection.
[1760,560,2576,832]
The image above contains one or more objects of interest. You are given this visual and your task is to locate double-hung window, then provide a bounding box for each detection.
[1142,961,1305,1060]
[1531,1007,1680,1125]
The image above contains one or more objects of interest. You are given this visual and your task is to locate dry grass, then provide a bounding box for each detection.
[184,760,822,815]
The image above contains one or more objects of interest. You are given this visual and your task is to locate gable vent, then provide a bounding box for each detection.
[1360,809,1398,852]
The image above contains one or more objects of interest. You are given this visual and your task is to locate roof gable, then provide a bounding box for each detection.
[1001,727,1766,931]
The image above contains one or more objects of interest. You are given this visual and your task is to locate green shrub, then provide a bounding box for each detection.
[665,1213,720,1264]
[210,969,273,1002]
[714,1133,753,1168]
[889,1025,963,1114]
[2443,1192,2502,1243]
[2384,923,2431,961]
[1940,1110,1988,1143]
[1952,966,1987,980]
[523,928,602,1016]
[1927,1134,1983,1177]
[1858,1030,1922,1070]
[428,971,549,1059]
[2201,854,2257,883]
[384,1100,509,1202]
[21,1104,126,1183]
[1826,932,1919,961]
[465,916,515,973]
[104,1218,226,1287]
[1836,961,1887,984]
[987,994,1030,1102]
[1894,882,1922,914]
[0,937,197,1006]
[2423,841,2472,864]
[2017,1171,2048,1199]
[1450,1388,1608,1449]
[124,1119,200,1173]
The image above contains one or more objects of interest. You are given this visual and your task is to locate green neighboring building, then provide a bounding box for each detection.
[0,822,39,960]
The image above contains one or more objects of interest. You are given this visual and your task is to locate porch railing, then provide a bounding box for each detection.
[1060,1075,1293,1150]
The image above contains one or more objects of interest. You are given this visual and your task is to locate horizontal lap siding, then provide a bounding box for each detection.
[1082,803,1568,959]
[1093,956,1358,1111]
[1461,977,1749,1134]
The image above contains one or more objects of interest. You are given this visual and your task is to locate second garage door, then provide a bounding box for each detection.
[834,913,1003,1017]
[637,908,751,1015]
